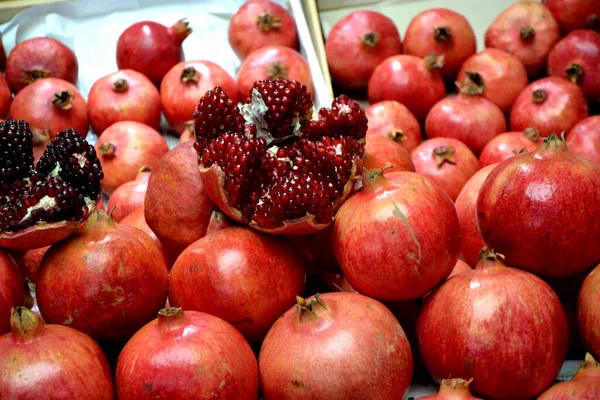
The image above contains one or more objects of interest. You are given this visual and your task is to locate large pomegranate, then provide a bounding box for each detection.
[116,307,258,399]
[538,353,600,399]
[326,10,402,90]
[106,167,151,222]
[0,74,12,118]
[0,250,24,334]
[36,209,168,341]
[0,307,114,399]
[543,0,600,32]
[479,129,541,166]
[120,206,167,265]
[417,249,568,400]
[477,135,600,277]
[365,100,422,152]
[364,133,415,174]
[333,171,460,301]
[567,116,600,167]
[259,292,413,399]
[420,379,482,400]
[368,54,446,120]
[579,263,600,359]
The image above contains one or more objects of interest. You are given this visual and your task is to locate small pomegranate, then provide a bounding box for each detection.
[179,121,194,143]
[479,128,541,166]
[87,69,161,135]
[120,206,167,265]
[326,10,402,90]
[411,137,481,201]
[13,245,48,283]
[543,0,600,32]
[364,133,415,174]
[95,121,169,196]
[6,37,78,94]
[365,100,422,152]
[0,250,24,334]
[229,0,298,60]
[485,1,561,77]
[0,74,12,118]
[579,263,600,359]
[420,379,481,400]
[567,116,600,167]
[539,353,600,399]
[106,167,151,222]
[449,259,473,279]
[116,19,192,84]
[368,54,446,120]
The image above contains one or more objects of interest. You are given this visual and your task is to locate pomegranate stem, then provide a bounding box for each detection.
[171,19,192,43]
[360,32,380,47]
[256,13,282,30]
[296,294,327,319]
[388,130,406,143]
[181,67,199,83]
[10,306,44,342]
[51,90,74,110]
[423,54,445,70]
[432,146,457,168]
[25,69,49,83]
[532,89,547,104]
[520,25,536,41]
[565,63,583,84]
[267,61,289,80]
[98,142,117,157]
[464,71,485,90]
[158,307,187,328]
[112,79,129,92]
[523,127,541,142]
[433,26,452,42]
[438,378,474,396]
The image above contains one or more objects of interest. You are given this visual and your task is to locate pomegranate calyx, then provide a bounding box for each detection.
[181,66,199,84]
[532,89,547,104]
[98,142,117,158]
[51,90,75,110]
[10,306,44,342]
[575,353,600,379]
[171,19,192,43]
[82,209,117,232]
[362,166,393,185]
[112,79,129,92]
[433,26,452,43]
[267,61,289,80]
[432,146,457,168]
[24,68,49,84]
[360,32,380,47]
[183,120,195,132]
[542,133,567,151]
[157,307,187,329]
[423,54,445,70]
[464,71,485,91]
[138,165,153,174]
[388,130,406,142]
[477,247,505,268]
[524,127,541,142]
[296,294,327,319]
[256,13,283,30]
[520,25,536,41]
[456,79,484,96]
[565,63,583,84]
[512,146,529,156]
[439,378,474,395]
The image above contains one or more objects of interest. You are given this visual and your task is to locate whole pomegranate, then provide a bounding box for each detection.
[579,263,600,359]
[106,167,151,222]
[116,307,258,399]
[333,171,460,301]
[120,206,167,264]
[259,292,413,399]
[417,249,568,400]
[567,116,600,167]
[229,0,298,60]
[6,37,78,94]
[12,245,48,283]
[403,8,476,81]
[87,69,161,135]
[510,77,589,137]
[368,54,446,120]
[364,133,415,174]
[457,48,529,113]
[365,100,422,152]
[161,60,237,134]
[0,74,12,118]
[449,259,473,279]
[116,19,192,84]
[479,129,541,166]
[420,379,482,400]
[0,307,114,399]
[0,32,6,71]
[0,250,24,334]
[326,10,402,90]
[36,209,169,341]
[95,121,169,196]
[543,0,600,32]
[477,135,600,277]
[538,353,600,399]
[485,1,561,77]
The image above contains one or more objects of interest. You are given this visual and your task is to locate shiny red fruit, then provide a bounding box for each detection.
[0,74,12,119]
[543,0,600,32]
[479,129,541,166]
[366,100,422,152]
[566,116,600,167]
[579,263,600,360]
[0,250,24,334]
[364,133,415,174]
[538,353,600,399]
[106,167,151,222]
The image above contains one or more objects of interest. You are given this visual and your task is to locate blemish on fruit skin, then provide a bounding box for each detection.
[291,379,305,389]
[63,316,73,325]
[386,193,422,272]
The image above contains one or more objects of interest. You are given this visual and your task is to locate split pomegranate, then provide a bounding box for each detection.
[116,19,192,84]
[543,0,600,32]
[420,379,481,400]
[485,1,561,77]
[510,77,589,137]
[566,116,600,167]
[403,8,476,81]
[179,121,195,143]
[449,259,473,279]
[259,292,413,399]
[194,79,366,234]
[457,48,529,113]
[539,353,600,399]
[368,54,446,120]
[95,121,169,196]
[477,135,600,277]
[116,307,259,399]
[36,209,168,341]
[13,245,48,283]
[411,137,481,201]
[333,170,460,301]
[87,69,161,135]
[0,307,114,399]
[579,263,600,359]
[365,100,422,152]
[120,206,166,265]
[0,250,24,334]
[6,37,78,94]
[106,167,151,222]
[364,133,415,174]
[479,129,541,166]
[229,0,298,60]
[0,74,11,118]
[325,10,402,90]
[417,249,568,400]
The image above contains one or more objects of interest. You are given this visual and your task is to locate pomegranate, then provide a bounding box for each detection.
[12,245,48,283]
[477,135,600,277]
[88,69,161,135]
[0,250,24,334]
[0,307,114,399]
[539,353,600,399]
[365,100,422,152]
[36,209,168,341]
[120,206,167,265]
[449,259,473,279]
[543,0,600,32]
[0,32,6,71]
[417,249,568,400]
[161,60,237,134]
[259,292,413,399]
[229,0,298,60]
[194,79,366,234]
[333,170,460,301]
[9,77,89,139]
[457,48,529,113]
[403,8,476,81]
[288,225,340,274]
[567,116,600,167]
[0,74,11,118]
[95,121,169,196]
[579,263,600,359]
[510,77,589,137]
[236,46,314,101]
[106,167,151,222]
[364,133,415,174]
[411,137,481,201]
[368,54,446,120]
[116,307,258,399]
[420,379,481,400]
[179,121,195,143]
[6,37,78,94]
[479,128,541,166]
[116,19,192,84]
[325,10,402,90]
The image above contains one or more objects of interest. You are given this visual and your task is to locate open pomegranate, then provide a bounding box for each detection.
[364,133,415,174]
[194,79,366,234]
[538,353,600,399]
[0,250,24,334]
[543,0,600,32]
[567,116,600,167]
[106,167,151,222]
[420,379,481,400]
[579,263,600,359]
[479,129,541,166]
[365,100,422,152]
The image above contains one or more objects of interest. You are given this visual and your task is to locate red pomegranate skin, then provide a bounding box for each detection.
[411,137,481,201]
[333,171,461,301]
[403,8,476,81]
[567,116,600,167]
[107,169,151,222]
[120,206,168,266]
[325,10,402,90]
[449,259,473,279]
[510,77,589,138]
[417,254,568,400]
[13,245,49,283]
[0,32,6,71]
[368,54,446,121]
[179,123,194,143]
[366,100,422,152]
[36,210,169,341]
[579,263,600,359]
[259,292,413,400]
[457,48,529,113]
[477,137,600,277]
[419,379,482,400]
[288,225,340,274]
[479,130,541,166]
[364,133,415,174]
[543,0,600,32]
[116,308,258,399]
[0,250,24,334]
[0,73,12,118]
[169,226,305,343]
[538,353,600,399]
[0,307,114,399]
